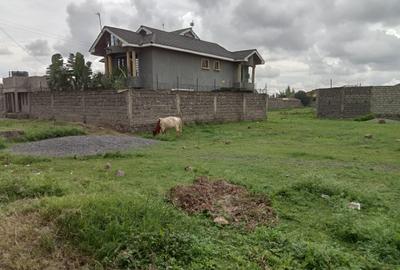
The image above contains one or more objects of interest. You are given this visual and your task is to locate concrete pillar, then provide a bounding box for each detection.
[133,51,137,77]
[176,93,181,115]
[213,95,217,118]
[14,92,19,113]
[242,94,247,120]
[127,89,133,129]
[107,55,113,76]
[126,50,132,77]
[251,65,256,85]
[105,56,109,76]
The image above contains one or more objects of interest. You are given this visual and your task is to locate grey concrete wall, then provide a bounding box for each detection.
[150,47,236,90]
[27,89,266,131]
[3,76,48,92]
[268,98,302,110]
[371,86,400,118]
[0,91,4,117]
[316,86,400,118]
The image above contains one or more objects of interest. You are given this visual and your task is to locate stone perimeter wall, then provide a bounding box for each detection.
[13,89,267,131]
[317,85,400,119]
[268,98,303,110]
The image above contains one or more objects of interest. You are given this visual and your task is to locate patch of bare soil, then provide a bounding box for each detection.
[169,176,278,229]
[0,212,93,270]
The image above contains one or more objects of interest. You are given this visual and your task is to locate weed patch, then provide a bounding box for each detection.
[0,175,64,203]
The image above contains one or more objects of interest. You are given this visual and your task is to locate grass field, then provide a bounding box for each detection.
[0,109,399,269]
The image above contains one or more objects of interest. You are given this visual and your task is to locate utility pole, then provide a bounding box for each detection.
[96,12,102,32]
[330,79,332,88]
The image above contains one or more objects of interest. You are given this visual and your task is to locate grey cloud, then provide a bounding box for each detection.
[52,0,400,90]
[25,39,50,56]
[54,0,103,55]
[0,47,12,55]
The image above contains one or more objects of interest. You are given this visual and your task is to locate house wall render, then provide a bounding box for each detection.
[12,89,267,130]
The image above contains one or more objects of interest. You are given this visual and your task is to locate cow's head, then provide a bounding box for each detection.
[153,119,161,136]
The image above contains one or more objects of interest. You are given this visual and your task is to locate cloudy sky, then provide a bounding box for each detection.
[1,0,400,93]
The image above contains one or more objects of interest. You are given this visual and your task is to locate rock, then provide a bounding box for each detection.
[185,166,193,172]
[348,202,361,210]
[378,119,386,124]
[213,216,229,225]
[224,140,232,145]
[105,162,112,170]
[116,169,125,177]
[364,134,373,139]
[321,194,330,199]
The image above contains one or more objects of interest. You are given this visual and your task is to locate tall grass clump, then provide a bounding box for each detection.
[14,127,85,142]
[0,174,64,203]
[0,137,6,150]
[43,194,202,269]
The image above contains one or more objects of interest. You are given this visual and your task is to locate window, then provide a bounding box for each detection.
[214,60,221,71]
[110,35,122,46]
[201,59,210,70]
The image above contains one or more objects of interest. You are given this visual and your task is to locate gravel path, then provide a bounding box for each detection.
[9,135,158,157]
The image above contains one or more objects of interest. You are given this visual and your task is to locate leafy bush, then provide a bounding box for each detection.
[354,113,375,121]
[294,90,311,106]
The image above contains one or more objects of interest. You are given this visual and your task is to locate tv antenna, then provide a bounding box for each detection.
[95,12,102,32]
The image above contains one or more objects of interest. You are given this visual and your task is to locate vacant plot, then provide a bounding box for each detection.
[0,108,399,269]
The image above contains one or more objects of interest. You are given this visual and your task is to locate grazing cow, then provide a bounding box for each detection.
[153,116,183,136]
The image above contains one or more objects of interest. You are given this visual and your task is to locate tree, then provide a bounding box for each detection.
[46,54,69,91]
[66,52,92,90]
[294,90,311,106]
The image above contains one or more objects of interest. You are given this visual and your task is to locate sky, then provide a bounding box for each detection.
[0,0,400,93]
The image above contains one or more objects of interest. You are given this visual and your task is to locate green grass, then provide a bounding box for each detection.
[1,108,400,269]
[0,118,85,143]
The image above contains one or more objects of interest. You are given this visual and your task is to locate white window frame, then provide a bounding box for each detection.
[201,58,210,70]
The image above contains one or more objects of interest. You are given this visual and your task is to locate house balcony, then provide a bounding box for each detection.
[105,46,125,55]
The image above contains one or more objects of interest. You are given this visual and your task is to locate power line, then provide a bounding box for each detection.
[0,27,46,65]
[0,19,89,50]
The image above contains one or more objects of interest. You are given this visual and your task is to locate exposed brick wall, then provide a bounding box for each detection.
[268,98,302,110]
[371,86,400,119]
[27,89,267,131]
[317,86,400,119]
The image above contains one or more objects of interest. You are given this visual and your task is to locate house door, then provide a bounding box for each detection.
[18,92,30,113]
[5,93,15,113]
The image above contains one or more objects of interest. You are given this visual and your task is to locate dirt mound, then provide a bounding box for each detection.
[169,176,278,229]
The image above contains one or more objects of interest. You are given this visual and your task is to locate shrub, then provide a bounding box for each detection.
[354,113,375,121]
[294,91,311,106]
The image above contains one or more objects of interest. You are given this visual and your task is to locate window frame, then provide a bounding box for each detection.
[201,58,210,70]
[213,60,221,71]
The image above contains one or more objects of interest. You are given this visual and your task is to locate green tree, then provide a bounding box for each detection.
[46,54,69,91]
[294,90,311,106]
[66,52,92,90]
